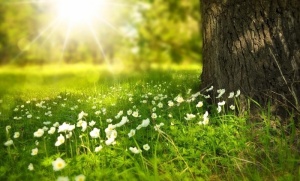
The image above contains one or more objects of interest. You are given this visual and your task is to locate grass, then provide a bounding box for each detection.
[0,64,299,181]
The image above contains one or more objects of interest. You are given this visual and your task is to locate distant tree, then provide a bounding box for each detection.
[200,1,300,116]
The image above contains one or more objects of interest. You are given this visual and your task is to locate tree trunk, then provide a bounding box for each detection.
[200,0,300,116]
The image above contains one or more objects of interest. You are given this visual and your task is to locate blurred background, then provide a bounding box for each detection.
[0,0,201,69]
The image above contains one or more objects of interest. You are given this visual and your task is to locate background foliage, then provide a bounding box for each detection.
[0,0,201,67]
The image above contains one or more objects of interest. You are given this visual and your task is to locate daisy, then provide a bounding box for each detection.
[48,127,56,134]
[151,113,157,119]
[33,129,44,137]
[129,147,142,154]
[95,145,103,152]
[143,144,150,151]
[52,158,66,171]
[185,113,196,120]
[4,140,13,146]
[128,129,136,138]
[55,134,65,146]
[90,128,100,138]
[75,174,86,181]
[28,163,34,171]
[13,132,20,138]
[196,101,203,108]
[31,148,38,156]
[78,111,88,120]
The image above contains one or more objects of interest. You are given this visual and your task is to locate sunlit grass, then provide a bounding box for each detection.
[0,64,299,180]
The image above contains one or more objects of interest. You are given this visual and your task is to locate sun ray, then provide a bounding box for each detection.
[6,0,134,67]
[59,22,73,63]
[86,22,114,70]
[12,18,60,62]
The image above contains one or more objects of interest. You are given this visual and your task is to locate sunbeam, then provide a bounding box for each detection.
[4,0,133,66]
[13,18,60,62]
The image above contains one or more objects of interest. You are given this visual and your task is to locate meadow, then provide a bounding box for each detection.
[0,64,299,181]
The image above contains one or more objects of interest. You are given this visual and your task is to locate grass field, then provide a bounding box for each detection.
[0,64,299,181]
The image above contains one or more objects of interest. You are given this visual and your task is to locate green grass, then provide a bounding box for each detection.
[0,64,299,181]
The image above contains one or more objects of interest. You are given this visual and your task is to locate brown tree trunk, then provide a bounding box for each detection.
[200,0,300,116]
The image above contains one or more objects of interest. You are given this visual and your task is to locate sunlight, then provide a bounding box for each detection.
[55,0,102,25]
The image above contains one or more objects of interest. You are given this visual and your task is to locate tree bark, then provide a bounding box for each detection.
[200,0,300,115]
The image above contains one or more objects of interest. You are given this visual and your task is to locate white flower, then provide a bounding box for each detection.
[157,102,163,108]
[230,105,235,110]
[48,127,56,134]
[168,101,174,107]
[95,145,103,152]
[106,119,113,123]
[53,122,60,127]
[43,121,51,125]
[57,176,69,181]
[151,113,157,119]
[129,147,142,154]
[33,129,44,137]
[89,120,96,127]
[75,174,86,181]
[196,101,203,108]
[28,163,34,171]
[217,106,222,113]
[137,118,150,130]
[115,110,123,119]
[236,90,241,97]
[90,128,100,138]
[116,116,129,127]
[105,124,117,136]
[4,140,13,146]
[105,137,116,146]
[43,126,49,131]
[174,95,184,103]
[27,114,32,118]
[57,123,74,132]
[66,132,72,139]
[185,113,196,120]
[55,134,65,146]
[95,110,101,115]
[154,123,164,131]
[13,132,20,138]
[35,140,39,146]
[67,124,75,132]
[132,110,139,117]
[78,111,88,120]
[218,101,226,106]
[52,158,66,171]
[127,109,133,115]
[216,89,225,98]
[31,148,38,156]
[206,86,214,92]
[81,121,87,132]
[199,111,209,125]
[128,129,136,138]
[228,92,235,98]
[143,144,150,151]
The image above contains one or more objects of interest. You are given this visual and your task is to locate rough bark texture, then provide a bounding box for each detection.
[200,0,300,115]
